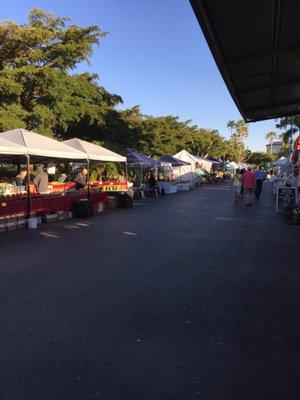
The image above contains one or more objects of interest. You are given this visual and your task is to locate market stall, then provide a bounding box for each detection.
[173,150,216,186]
[125,149,160,198]
[0,129,103,228]
[173,150,198,186]
[159,155,191,191]
[63,138,127,191]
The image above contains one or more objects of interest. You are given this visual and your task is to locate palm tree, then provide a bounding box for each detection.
[235,119,249,140]
[276,115,300,146]
[265,131,278,154]
[226,120,236,136]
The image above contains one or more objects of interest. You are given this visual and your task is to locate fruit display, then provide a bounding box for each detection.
[89,180,127,192]
[48,181,76,193]
[0,182,26,195]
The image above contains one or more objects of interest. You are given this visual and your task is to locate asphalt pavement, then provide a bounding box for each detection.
[0,182,299,400]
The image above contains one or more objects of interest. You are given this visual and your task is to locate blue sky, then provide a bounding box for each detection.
[2,0,281,151]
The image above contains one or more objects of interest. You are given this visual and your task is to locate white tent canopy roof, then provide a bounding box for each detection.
[63,138,126,162]
[0,129,87,159]
[0,136,27,155]
[273,156,288,166]
[173,150,213,172]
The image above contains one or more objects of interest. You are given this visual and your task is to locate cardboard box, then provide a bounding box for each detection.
[42,213,58,223]
[106,197,118,209]
[57,211,72,221]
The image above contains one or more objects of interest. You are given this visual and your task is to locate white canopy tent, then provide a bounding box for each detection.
[63,138,126,162]
[193,156,213,173]
[0,129,87,218]
[173,150,213,173]
[172,150,196,184]
[0,129,86,160]
[273,157,288,166]
[0,136,27,156]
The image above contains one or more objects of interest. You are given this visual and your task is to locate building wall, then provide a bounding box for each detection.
[266,141,282,154]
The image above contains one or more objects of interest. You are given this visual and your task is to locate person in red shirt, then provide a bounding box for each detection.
[241,167,256,206]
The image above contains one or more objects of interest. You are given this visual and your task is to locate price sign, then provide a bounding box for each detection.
[276,187,297,212]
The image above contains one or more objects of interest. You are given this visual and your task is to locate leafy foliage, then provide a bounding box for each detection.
[246,151,276,167]
[0,9,116,136]
[276,116,300,145]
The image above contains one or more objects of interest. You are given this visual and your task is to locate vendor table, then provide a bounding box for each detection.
[0,191,109,218]
[176,182,190,191]
[0,196,45,217]
[158,181,177,194]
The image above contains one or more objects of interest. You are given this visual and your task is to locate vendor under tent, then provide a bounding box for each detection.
[124,149,161,198]
[63,138,128,192]
[0,129,92,221]
[125,148,159,181]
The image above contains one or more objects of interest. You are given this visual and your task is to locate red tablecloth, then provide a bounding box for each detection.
[0,191,109,217]
[0,197,45,217]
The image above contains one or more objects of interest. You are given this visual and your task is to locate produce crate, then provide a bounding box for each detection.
[106,196,118,208]
[57,211,73,221]
[42,213,58,223]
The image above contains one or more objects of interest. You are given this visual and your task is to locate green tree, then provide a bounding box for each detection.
[226,134,247,163]
[246,151,276,167]
[276,116,300,145]
[0,9,121,137]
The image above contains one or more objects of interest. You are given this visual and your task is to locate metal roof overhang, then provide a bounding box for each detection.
[190,0,300,122]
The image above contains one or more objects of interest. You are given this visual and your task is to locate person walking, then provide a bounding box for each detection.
[242,167,256,206]
[232,168,242,202]
[255,166,266,199]
[240,168,246,196]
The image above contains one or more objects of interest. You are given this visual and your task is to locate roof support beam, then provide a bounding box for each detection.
[226,46,300,66]
[268,0,282,116]
[189,0,300,121]
[239,78,300,94]
[245,100,299,114]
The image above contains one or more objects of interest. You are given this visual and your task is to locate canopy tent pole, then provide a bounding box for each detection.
[87,158,90,199]
[26,155,31,218]
[125,161,128,180]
